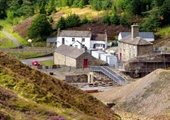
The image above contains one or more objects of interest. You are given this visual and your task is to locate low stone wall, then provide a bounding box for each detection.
[65,74,88,83]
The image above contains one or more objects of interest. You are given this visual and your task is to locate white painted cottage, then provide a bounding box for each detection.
[57,30,107,50]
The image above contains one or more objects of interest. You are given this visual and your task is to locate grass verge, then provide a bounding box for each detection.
[156,26,170,38]
[39,60,54,66]
[7,52,43,59]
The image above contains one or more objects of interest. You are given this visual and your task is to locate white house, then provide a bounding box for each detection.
[57,30,107,50]
[118,27,155,42]
[91,33,107,50]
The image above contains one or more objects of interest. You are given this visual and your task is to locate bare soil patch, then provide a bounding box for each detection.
[93,69,170,119]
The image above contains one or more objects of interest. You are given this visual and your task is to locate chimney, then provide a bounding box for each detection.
[57,28,61,36]
[131,24,139,39]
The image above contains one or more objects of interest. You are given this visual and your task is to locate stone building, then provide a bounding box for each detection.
[54,44,96,68]
[118,24,153,62]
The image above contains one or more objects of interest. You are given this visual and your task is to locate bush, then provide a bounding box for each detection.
[102,14,110,25]
[120,15,129,26]
[56,17,66,30]
[110,13,120,25]
[140,17,161,32]
[48,17,53,23]
[81,16,89,24]
[65,14,81,28]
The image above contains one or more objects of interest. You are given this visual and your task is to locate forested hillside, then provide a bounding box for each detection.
[1,0,170,28]
[1,0,170,43]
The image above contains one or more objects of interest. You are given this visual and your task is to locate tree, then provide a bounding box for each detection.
[158,0,170,26]
[56,17,66,30]
[65,14,80,28]
[141,17,160,32]
[28,14,52,40]
[17,0,34,17]
[120,14,129,26]
[45,0,56,15]
[0,0,7,18]
[79,0,85,8]
[61,0,67,6]
[110,13,120,25]
[102,14,110,25]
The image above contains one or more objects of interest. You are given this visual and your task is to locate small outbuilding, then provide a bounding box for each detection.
[91,50,105,59]
[46,37,57,47]
[100,54,118,67]
[54,45,96,68]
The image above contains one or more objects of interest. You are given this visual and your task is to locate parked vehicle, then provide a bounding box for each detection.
[32,61,40,66]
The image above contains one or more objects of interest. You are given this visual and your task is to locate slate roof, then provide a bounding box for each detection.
[91,34,107,41]
[46,37,57,42]
[119,35,152,45]
[55,45,85,59]
[119,32,154,39]
[58,30,91,37]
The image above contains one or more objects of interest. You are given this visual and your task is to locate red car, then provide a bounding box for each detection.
[32,61,40,66]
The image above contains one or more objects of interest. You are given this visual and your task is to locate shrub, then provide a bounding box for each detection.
[65,14,81,28]
[102,14,110,25]
[56,17,66,30]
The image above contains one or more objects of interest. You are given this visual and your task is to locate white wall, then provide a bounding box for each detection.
[90,41,106,49]
[100,53,107,62]
[57,37,91,49]
[106,55,117,67]
[72,41,82,49]
[118,33,122,41]
[91,51,105,59]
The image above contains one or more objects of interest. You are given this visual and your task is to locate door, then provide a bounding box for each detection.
[83,59,88,68]
[62,38,65,44]
[120,53,122,61]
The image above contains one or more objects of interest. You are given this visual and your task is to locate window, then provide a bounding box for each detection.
[62,38,65,44]
[75,45,78,48]
[82,38,85,42]
[72,38,75,42]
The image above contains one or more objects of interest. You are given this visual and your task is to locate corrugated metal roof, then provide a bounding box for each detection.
[120,32,154,39]
[119,36,152,45]
[91,34,107,41]
[55,45,85,59]
[46,37,57,42]
[58,30,91,37]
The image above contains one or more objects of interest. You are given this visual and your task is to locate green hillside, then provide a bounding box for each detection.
[0,51,119,120]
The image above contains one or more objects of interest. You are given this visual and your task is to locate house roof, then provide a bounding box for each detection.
[119,32,154,39]
[46,37,57,42]
[55,45,85,59]
[91,34,107,41]
[119,35,152,45]
[58,30,91,37]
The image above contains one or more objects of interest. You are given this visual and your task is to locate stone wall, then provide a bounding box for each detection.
[138,45,153,56]
[76,52,96,68]
[65,74,88,83]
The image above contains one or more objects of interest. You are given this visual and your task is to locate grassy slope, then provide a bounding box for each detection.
[0,51,118,120]
[0,20,28,48]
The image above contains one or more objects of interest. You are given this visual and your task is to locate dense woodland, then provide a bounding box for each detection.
[0,0,170,41]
